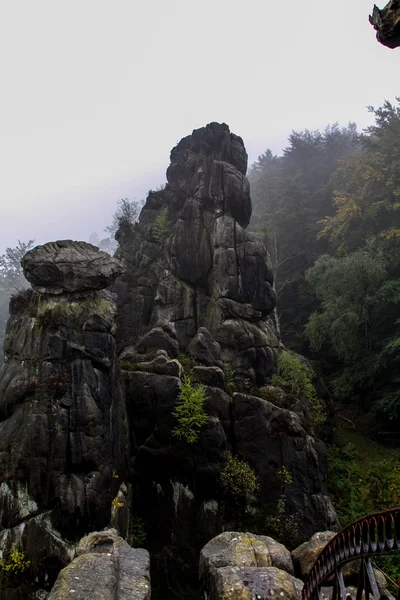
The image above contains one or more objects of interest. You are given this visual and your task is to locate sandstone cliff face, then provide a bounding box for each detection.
[113,124,339,599]
[0,242,129,599]
[114,122,278,389]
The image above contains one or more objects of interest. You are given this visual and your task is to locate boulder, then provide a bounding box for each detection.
[135,327,179,358]
[186,327,222,367]
[291,531,336,579]
[47,530,150,600]
[200,531,294,577]
[22,240,124,294]
[200,531,301,600]
[257,385,308,419]
[192,366,225,389]
[207,566,303,600]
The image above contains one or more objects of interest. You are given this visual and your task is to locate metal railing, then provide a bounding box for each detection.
[302,508,400,600]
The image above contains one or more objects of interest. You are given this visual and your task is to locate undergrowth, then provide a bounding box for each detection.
[0,546,31,576]
[272,350,326,429]
[327,420,400,586]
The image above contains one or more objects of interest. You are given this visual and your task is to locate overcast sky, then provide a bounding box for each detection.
[0,0,399,254]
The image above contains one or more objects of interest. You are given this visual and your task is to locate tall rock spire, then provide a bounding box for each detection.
[114,122,278,389]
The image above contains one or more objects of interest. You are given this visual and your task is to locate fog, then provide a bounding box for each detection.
[0,0,398,253]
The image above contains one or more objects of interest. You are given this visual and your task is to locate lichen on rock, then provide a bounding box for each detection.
[200,531,302,600]
[47,529,150,600]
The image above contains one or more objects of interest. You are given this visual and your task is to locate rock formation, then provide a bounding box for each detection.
[370,0,400,48]
[200,531,303,600]
[114,123,339,599]
[22,240,124,295]
[0,241,129,599]
[200,530,389,600]
[0,124,340,600]
[114,121,278,389]
[48,530,150,600]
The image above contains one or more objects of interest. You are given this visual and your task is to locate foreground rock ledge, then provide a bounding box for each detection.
[22,240,124,294]
[48,530,151,600]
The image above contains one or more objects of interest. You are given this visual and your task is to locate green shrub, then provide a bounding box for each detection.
[326,438,400,586]
[172,376,208,444]
[220,453,259,500]
[153,206,170,243]
[374,555,400,592]
[272,351,326,429]
[223,364,235,397]
[264,466,300,549]
[327,443,400,526]
[326,444,365,525]
[0,546,30,574]
[177,354,195,375]
[132,516,147,547]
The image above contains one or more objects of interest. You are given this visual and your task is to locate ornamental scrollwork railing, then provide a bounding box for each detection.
[302,508,400,600]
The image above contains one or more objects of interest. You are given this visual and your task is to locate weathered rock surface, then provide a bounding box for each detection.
[186,327,222,367]
[370,0,400,48]
[47,530,150,600]
[192,365,225,388]
[122,368,230,599]
[113,122,278,389]
[232,393,340,535]
[0,263,129,597]
[22,240,124,294]
[120,347,182,377]
[209,566,303,600]
[122,362,337,598]
[113,123,338,600]
[200,531,294,576]
[291,531,336,579]
[200,531,302,600]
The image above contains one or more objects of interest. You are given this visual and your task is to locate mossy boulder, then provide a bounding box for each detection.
[200,531,300,600]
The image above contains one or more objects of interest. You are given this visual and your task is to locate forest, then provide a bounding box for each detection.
[247,99,400,553]
[249,98,400,431]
